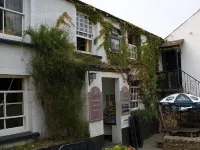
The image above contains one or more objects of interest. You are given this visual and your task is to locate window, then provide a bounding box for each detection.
[130,86,140,110]
[0,78,25,132]
[128,34,137,59]
[128,44,137,59]
[0,0,23,36]
[76,13,92,52]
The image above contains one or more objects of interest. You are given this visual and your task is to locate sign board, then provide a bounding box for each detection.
[121,86,131,116]
[89,87,103,122]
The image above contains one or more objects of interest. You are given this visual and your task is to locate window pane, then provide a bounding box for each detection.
[136,102,138,107]
[0,78,22,91]
[4,11,22,36]
[5,0,23,13]
[6,117,23,129]
[0,119,4,129]
[0,10,2,33]
[6,93,23,103]
[0,93,4,118]
[0,0,4,7]
[6,104,23,116]
[0,105,3,118]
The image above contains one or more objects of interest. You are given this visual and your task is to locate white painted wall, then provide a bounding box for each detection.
[0,43,46,137]
[0,0,135,142]
[88,71,129,143]
[166,10,200,82]
[0,44,32,75]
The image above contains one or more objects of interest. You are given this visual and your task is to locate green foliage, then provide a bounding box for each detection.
[104,145,130,150]
[25,24,91,139]
[137,36,163,109]
[131,109,157,121]
[71,0,164,112]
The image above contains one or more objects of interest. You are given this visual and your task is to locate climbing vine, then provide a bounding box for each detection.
[26,1,163,139]
[24,14,100,139]
[68,0,164,111]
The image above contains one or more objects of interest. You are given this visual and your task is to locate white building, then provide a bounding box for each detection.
[158,9,200,99]
[0,0,157,149]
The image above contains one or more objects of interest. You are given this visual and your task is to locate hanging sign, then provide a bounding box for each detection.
[89,87,103,122]
[121,86,131,116]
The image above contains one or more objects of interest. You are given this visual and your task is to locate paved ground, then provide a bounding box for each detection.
[139,134,163,150]
[103,134,163,150]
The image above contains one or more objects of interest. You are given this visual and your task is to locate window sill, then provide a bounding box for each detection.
[0,131,40,145]
[76,50,102,59]
[0,37,33,47]
[128,58,137,60]
[0,33,23,42]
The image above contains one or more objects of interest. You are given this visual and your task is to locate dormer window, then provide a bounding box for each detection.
[76,13,93,52]
[0,0,23,37]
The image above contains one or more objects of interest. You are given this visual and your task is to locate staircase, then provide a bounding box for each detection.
[157,69,200,98]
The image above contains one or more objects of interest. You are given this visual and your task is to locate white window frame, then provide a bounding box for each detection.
[130,86,140,111]
[0,0,25,38]
[0,78,26,136]
[128,44,137,59]
[76,12,93,53]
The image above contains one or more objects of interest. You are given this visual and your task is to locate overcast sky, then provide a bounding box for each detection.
[81,0,200,38]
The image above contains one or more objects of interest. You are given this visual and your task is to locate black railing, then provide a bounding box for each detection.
[58,141,89,150]
[157,69,200,97]
[39,141,89,150]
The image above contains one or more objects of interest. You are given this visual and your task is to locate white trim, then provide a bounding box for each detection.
[0,77,27,136]
[6,102,23,105]
[77,35,92,41]
[0,7,24,15]
[0,33,23,41]
[0,126,25,136]
[130,86,140,111]
[0,91,24,93]
[76,50,92,55]
[0,0,24,38]
[0,115,25,120]
[128,44,137,60]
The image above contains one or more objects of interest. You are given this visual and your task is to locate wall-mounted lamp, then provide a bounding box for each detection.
[88,71,97,85]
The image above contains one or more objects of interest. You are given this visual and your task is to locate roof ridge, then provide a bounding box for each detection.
[165,8,200,39]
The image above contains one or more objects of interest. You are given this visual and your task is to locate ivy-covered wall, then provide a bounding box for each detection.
[67,0,164,112]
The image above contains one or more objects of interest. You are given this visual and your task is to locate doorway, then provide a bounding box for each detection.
[162,50,181,71]
[102,78,117,143]
[162,50,182,89]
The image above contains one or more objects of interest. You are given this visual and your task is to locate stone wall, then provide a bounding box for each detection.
[163,136,200,150]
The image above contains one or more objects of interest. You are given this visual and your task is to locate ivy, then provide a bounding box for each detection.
[25,1,163,140]
[68,0,164,112]
[24,21,99,139]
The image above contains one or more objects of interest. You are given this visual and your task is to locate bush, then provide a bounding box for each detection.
[104,145,135,150]
[24,24,94,139]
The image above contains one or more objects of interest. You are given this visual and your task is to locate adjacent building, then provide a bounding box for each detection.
[158,9,200,99]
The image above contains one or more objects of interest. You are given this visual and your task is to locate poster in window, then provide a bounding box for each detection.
[110,36,121,52]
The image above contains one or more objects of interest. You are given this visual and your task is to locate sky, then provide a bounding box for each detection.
[80,0,200,38]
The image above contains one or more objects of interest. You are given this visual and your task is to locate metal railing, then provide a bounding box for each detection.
[58,141,89,150]
[157,69,200,97]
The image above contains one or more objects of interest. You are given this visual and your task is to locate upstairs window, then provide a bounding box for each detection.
[0,0,23,37]
[128,33,137,59]
[128,44,137,59]
[76,13,93,52]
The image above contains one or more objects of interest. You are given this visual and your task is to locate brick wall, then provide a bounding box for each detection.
[164,136,200,150]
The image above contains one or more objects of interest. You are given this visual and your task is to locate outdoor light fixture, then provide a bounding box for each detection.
[88,71,97,85]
